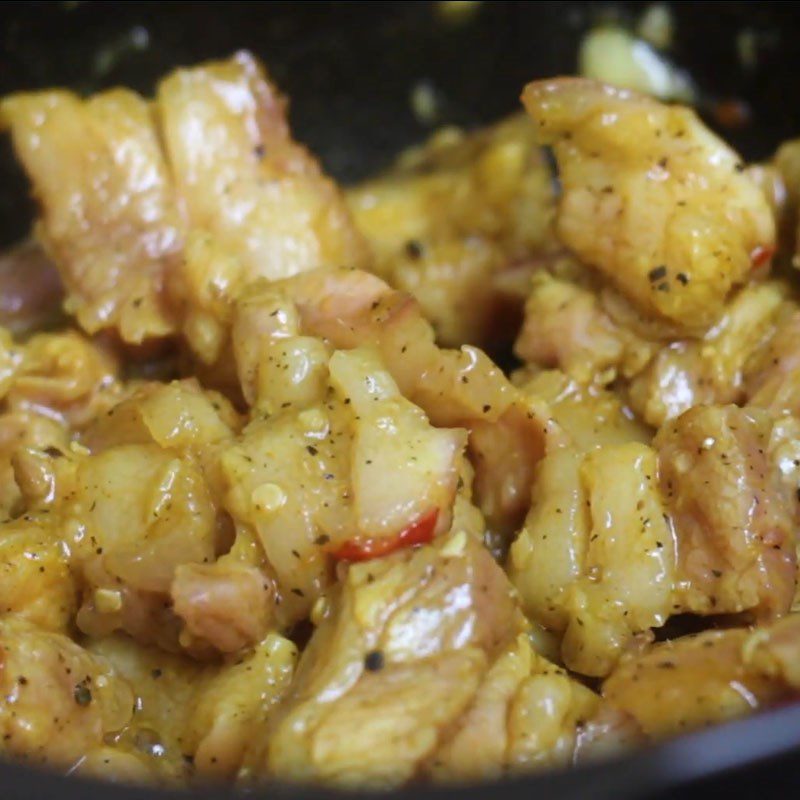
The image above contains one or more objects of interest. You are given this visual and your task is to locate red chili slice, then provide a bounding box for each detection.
[751,244,775,269]
[710,98,751,130]
[331,509,439,562]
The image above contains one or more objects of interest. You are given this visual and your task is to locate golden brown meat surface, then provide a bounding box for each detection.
[1,89,183,342]
[522,78,775,332]
[1,50,800,792]
[347,115,555,348]
[2,52,368,359]
[603,614,800,738]
[510,403,798,677]
[656,405,796,620]
[259,533,630,787]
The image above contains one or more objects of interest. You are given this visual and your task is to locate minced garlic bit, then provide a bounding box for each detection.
[251,482,287,514]
[69,440,91,456]
[93,588,123,614]
[310,595,330,626]
[410,80,443,126]
[439,529,467,558]
[579,26,695,103]
[298,408,327,435]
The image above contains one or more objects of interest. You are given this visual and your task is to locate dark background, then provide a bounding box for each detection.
[2,2,800,797]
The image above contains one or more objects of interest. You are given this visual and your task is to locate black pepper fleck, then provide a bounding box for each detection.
[364,650,385,672]
[74,684,92,706]
[405,239,424,260]
[648,265,667,282]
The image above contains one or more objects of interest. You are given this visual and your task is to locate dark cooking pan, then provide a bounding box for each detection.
[2,1,800,797]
